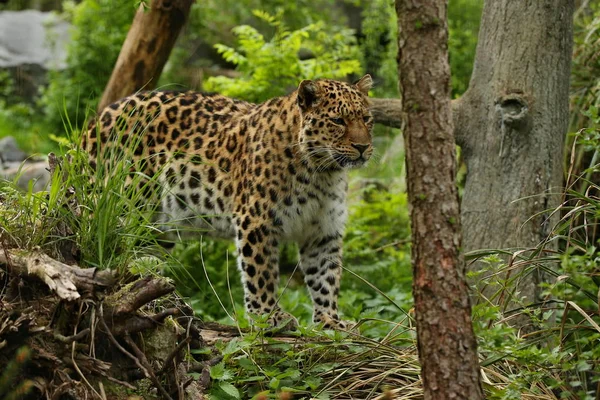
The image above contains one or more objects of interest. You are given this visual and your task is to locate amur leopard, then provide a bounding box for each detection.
[84,75,374,330]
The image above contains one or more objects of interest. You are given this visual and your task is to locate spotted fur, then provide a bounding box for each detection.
[84,75,374,330]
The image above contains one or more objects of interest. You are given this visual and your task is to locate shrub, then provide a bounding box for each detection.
[204,10,362,103]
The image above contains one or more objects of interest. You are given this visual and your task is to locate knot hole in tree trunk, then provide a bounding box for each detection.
[496,94,529,129]
[495,94,530,157]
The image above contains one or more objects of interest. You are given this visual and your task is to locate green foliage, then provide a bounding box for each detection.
[161,0,348,86]
[0,0,58,10]
[202,326,417,399]
[39,0,136,131]
[204,10,362,103]
[343,185,411,294]
[191,0,343,40]
[570,5,600,131]
[0,71,57,154]
[167,238,240,322]
[358,0,398,98]
[448,0,482,96]
[469,256,600,400]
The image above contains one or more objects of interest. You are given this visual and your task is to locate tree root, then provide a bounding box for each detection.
[0,247,246,399]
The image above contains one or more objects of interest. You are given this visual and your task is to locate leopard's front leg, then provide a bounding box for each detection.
[299,233,350,330]
[235,219,297,330]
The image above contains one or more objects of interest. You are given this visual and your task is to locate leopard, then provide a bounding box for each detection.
[83,75,374,330]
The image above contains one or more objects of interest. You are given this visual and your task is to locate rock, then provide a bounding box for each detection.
[0,10,70,70]
[1,161,50,192]
[0,136,50,192]
[0,10,70,102]
[0,136,28,162]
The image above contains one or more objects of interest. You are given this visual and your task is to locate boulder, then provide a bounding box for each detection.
[0,136,50,192]
[0,10,70,101]
[0,10,70,70]
[0,136,28,162]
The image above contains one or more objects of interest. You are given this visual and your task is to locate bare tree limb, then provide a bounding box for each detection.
[111,276,175,315]
[0,248,116,300]
[370,98,460,132]
[370,98,403,129]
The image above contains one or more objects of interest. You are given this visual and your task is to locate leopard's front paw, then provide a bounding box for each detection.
[267,310,299,331]
[315,314,355,331]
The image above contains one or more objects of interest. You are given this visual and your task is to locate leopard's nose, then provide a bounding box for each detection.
[351,143,370,156]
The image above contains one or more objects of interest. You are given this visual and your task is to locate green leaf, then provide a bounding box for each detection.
[218,382,241,399]
[210,362,233,380]
[269,376,280,389]
[188,372,201,380]
[305,376,322,390]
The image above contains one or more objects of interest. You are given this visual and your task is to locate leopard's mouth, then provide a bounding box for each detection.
[332,153,368,169]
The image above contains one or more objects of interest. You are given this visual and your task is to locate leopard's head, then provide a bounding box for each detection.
[296,75,374,171]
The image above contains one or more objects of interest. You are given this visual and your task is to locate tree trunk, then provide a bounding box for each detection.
[395,1,484,399]
[97,0,194,112]
[454,1,574,304]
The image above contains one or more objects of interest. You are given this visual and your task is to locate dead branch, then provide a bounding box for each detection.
[159,336,191,375]
[53,328,90,343]
[152,308,181,322]
[110,276,175,315]
[370,98,403,129]
[370,97,460,131]
[0,248,116,300]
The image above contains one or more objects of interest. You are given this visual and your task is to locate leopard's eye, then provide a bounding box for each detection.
[330,117,345,126]
[363,115,372,123]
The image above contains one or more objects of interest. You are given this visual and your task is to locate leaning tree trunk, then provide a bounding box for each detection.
[395,1,484,399]
[453,1,574,305]
[97,0,194,111]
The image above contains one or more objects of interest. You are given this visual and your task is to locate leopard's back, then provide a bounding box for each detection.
[84,91,254,237]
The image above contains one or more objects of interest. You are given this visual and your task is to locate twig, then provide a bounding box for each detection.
[53,328,90,343]
[99,382,107,400]
[373,239,409,253]
[70,301,103,400]
[105,375,136,390]
[124,334,173,400]
[71,340,103,400]
[98,304,167,398]
[151,308,180,322]
[159,336,191,375]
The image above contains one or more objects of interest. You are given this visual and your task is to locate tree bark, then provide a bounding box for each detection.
[97,0,194,112]
[454,1,574,304]
[395,1,484,399]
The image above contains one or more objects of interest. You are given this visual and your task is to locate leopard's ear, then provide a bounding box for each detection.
[297,80,320,110]
[354,74,373,95]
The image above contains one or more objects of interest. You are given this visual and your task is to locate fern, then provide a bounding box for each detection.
[205,10,362,103]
